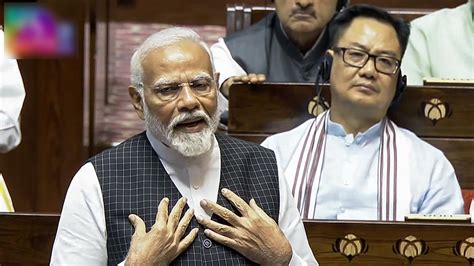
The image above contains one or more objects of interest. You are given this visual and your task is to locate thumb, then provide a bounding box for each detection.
[129,214,146,235]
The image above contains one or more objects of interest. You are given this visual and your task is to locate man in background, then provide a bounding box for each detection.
[211,0,349,103]
[262,5,464,220]
[401,0,474,85]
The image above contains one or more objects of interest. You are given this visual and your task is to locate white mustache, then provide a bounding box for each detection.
[169,110,210,130]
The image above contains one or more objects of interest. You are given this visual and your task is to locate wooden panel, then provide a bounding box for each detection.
[304,220,474,265]
[0,213,59,265]
[426,139,474,189]
[228,83,319,134]
[389,86,474,138]
[0,213,471,265]
[0,0,88,212]
[228,83,474,137]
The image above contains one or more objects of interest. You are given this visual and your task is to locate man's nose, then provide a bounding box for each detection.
[176,85,199,111]
[358,57,377,79]
[295,0,313,8]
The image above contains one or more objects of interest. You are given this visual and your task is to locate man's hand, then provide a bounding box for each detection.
[220,73,266,96]
[125,197,198,266]
[197,188,292,266]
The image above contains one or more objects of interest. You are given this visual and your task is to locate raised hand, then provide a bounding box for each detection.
[125,197,198,265]
[197,188,292,266]
[220,73,266,96]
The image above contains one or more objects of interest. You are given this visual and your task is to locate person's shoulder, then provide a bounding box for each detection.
[216,133,272,152]
[89,132,148,161]
[224,12,275,43]
[411,4,467,29]
[397,128,446,160]
[263,118,316,146]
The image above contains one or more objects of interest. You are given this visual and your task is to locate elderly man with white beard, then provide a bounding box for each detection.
[50,27,317,266]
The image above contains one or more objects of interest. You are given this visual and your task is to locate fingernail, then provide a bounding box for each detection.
[204,229,210,235]
[196,215,203,223]
[162,197,169,203]
[128,214,135,222]
[221,188,228,194]
[200,199,207,206]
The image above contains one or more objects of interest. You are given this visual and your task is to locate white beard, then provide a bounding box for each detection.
[143,104,221,157]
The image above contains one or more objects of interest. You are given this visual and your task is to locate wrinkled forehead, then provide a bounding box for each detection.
[141,40,213,82]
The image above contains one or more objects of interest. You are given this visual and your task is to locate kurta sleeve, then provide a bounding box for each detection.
[0,29,26,153]
[50,162,108,265]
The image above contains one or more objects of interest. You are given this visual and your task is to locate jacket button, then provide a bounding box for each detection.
[203,238,212,249]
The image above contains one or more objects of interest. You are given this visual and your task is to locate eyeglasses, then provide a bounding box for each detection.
[141,76,216,101]
[333,47,401,75]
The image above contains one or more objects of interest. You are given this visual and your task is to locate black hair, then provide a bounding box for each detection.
[336,0,350,12]
[328,4,411,57]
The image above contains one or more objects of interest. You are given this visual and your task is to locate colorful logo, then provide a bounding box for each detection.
[4,3,75,58]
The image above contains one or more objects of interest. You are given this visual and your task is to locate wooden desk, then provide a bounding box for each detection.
[304,219,474,265]
[0,212,59,265]
[0,213,472,265]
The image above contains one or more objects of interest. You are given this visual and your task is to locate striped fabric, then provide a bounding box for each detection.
[293,111,399,220]
[90,132,280,265]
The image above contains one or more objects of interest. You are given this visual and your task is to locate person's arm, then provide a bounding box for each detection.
[277,164,319,266]
[50,163,108,265]
[418,153,464,214]
[210,38,247,88]
[0,30,26,153]
[210,38,266,98]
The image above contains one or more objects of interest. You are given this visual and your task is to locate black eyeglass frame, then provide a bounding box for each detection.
[332,47,401,75]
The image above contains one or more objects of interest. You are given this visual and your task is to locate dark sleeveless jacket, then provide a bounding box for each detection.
[89,132,281,265]
[224,12,330,82]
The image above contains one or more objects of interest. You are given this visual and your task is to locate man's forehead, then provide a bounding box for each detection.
[141,45,212,84]
[337,17,401,56]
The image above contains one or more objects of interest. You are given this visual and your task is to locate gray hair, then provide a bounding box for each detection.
[130,27,214,93]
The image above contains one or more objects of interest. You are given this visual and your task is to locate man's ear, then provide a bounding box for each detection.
[129,86,145,120]
[327,49,334,57]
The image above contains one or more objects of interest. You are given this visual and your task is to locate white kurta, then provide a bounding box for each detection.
[401,1,474,85]
[0,29,26,212]
[0,29,25,153]
[262,114,465,221]
[51,132,318,265]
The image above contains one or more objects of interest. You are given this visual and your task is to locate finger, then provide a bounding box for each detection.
[175,208,195,239]
[203,228,239,250]
[200,199,240,225]
[155,197,170,225]
[239,75,250,83]
[128,214,146,236]
[248,73,259,83]
[249,198,276,222]
[257,74,266,83]
[168,197,187,231]
[221,188,250,216]
[176,228,199,256]
[197,216,237,238]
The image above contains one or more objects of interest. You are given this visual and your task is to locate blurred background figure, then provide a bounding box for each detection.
[401,0,474,85]
[0,27,26,211]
